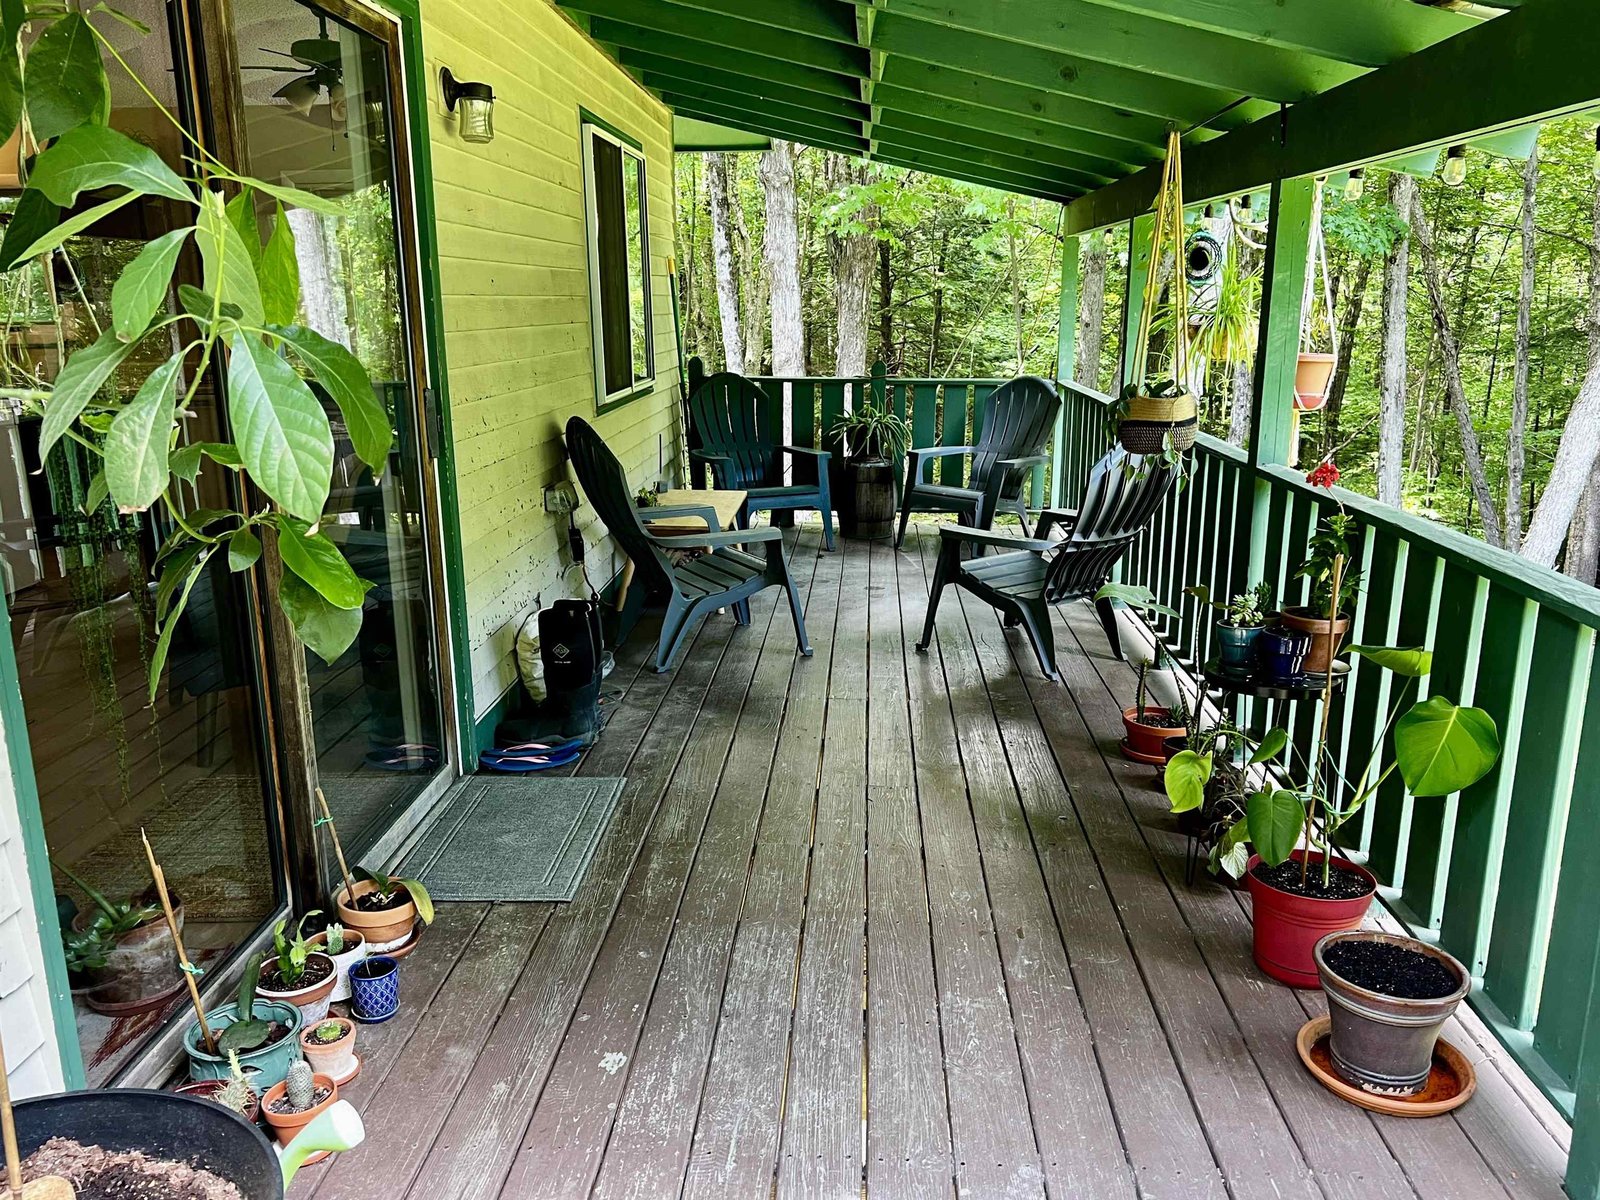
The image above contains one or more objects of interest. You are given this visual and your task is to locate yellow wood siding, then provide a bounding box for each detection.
[420,0,680,717]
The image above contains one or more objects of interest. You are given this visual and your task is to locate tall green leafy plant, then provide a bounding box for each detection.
[0,4,391,695]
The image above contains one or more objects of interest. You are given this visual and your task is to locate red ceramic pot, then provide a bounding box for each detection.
[1245,850,1376,987]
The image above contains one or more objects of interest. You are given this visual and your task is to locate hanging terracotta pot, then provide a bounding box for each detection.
[1295,352,1337,412]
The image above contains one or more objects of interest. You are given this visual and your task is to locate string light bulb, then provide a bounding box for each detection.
[1441,144,1468,188]
[1344,168,1365,201]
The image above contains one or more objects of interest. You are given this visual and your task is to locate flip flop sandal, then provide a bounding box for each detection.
[365,744,442,772]
[478,745,583,773]
[486,738,586,759]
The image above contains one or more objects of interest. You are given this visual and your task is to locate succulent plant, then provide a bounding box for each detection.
[324,923,345,955]
[215,1049,256,1115]
[285,1059,315,1113]
[311,1020,344,1044]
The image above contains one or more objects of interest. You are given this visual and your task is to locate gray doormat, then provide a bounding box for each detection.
[398,775,625,902]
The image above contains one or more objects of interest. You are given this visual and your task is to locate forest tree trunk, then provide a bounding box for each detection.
[1076,232,1106,388]
[760,140,803,376]
[1528,164,1600,567]
[1507,146,1538,547]
[1377,174,1414,506]
[704,152,745,373]
[1323,258,1372,456]
[825,154,875,375]
[1410,190,1506,548]
[928,230,948,374]
[878,240,893,371]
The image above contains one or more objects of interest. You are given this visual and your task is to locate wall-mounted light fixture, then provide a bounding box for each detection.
[441,67,495,144]
[1344,167,1365,201]
[1441,144,1468,187]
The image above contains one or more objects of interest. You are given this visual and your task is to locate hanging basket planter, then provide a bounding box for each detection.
[1294,352,1337,412]
[1116,130,1197,460]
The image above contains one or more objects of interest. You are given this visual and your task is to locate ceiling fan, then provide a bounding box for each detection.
[241,13,344,118]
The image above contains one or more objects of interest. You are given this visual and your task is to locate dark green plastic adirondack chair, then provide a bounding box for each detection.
[894,376,1061,548]
[917,446,1174,678]
[688,372,835,550]
[566,416,812,673]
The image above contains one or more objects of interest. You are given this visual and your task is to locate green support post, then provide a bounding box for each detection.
[1121,213,1154,393]
[1052,229,1080,508]
[1245,176,1316,582]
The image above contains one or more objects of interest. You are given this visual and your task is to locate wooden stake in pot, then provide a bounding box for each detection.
[140,830,214,1055]
[0,1029,75,1198]
[316,789,356,906]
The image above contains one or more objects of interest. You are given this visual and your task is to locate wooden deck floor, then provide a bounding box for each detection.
[300,524,1571,1200]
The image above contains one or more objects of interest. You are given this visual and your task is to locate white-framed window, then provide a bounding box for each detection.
[580,118,654,411]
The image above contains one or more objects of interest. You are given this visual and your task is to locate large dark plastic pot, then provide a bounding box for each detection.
[843,459,897,540]
[1315,930,1470,1095]
[14,1089,282,1199]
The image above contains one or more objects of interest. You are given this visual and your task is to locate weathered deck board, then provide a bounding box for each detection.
[315,525,1569,1200]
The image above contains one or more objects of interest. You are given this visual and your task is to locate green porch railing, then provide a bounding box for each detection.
[687,359,1055,510]
[1058,379,1600,1136]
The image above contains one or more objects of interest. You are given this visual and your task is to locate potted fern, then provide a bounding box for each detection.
[836,393,910,540]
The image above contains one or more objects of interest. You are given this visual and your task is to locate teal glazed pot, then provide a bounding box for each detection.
[184,999,303,1091]
[1215,622,1264,674]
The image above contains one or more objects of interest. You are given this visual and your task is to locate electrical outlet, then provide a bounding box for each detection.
[544,481,579,514]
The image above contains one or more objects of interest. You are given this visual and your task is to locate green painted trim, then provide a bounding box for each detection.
[1121,213,1154,390]
[0,595,86,1089]
[598,22,859,100]
[559,0,867,76]
[1052,230,1080,507]
[872,128,1113,189]
[1069,0,1600,233]
[632,57,868,124]
[873,107,1140,178]
[663,96,865,158]
[578,104,644,151]
[1247,177,1314,470]
[655,87,862,142]
[595,380,657,416]
[673,114,770,151]
[368,0,478,763]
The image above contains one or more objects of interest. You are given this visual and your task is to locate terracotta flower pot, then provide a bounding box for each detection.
[1245,851,1376,987]
[310,929,367,1003]
[258,951,338,1025]
[262,1073,339,1165]
[336,880,417,952]
[1121,706,1185,764]
[1280,607,1350,675]
[173,1077,261,1124]
[1295,352,1337,411]
[299,1017,359,1086]
[75,901,185,1016]
[1314,930,1470,1095]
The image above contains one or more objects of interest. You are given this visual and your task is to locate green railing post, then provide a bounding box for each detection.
[1245,177,1316,582]
[1052,229,1080,508]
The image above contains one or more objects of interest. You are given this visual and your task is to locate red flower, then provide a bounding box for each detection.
[1307,460,1340,489]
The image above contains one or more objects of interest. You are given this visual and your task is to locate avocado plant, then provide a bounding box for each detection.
[0,3,392,694]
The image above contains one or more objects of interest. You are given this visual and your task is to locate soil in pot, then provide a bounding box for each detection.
[1321,939,1459,1000]
[259,955,334,994]
[352,890,408,914]
[1251,858,1374,901]
[265,1084,333,1116]
[21,1135,244,1199]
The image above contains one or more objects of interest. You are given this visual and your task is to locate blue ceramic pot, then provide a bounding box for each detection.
[184,1000,303,1090]
[350,955,400,1023]
[1215,622,1264,674]
[1256,626,1311,683]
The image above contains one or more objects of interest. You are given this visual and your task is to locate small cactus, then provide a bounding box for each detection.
[324,923,344,955]
[215,1049,256,1115]
[312,1020,344,1044]
[285,1058,315,1112]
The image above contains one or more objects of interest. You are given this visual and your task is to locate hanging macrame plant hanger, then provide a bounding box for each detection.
[1295,185,1339,414]
[1120,129,1198,456]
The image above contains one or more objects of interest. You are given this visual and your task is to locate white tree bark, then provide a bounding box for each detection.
[825,153,874,376]
[1409,190,1506,549]
[704,152,745,374]
[1526,168,1600,567]
[759,140,804,376]
[1506,145,1538,546]
[1377,174,1413,507]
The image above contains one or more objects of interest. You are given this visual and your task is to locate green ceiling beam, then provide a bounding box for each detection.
[558,1,867,77]
[657,89,864,144]
[869,147,1075,203]
[662,96,868,158]
[673,115,770,151]
[1067,0,1600,232]
[1074,0,1479,68]
[879,58,1172,150]
[871,106,1145,178]
[877,0,1362,103]
[633,63,870,127]
[606,35,860,102]
[607,0,857,45]
[870,84,1160,166]
[872,128,1115,189]
[871,12,1246,126]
